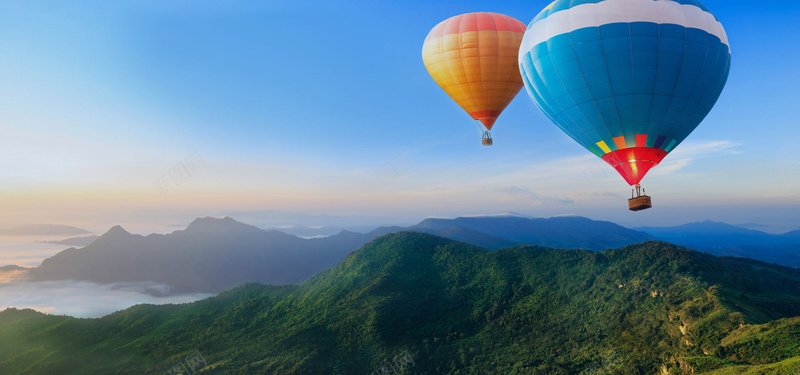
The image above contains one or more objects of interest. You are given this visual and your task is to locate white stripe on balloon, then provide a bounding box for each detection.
[519,0,729,63]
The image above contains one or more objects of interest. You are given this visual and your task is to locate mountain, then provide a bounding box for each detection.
[21,215,655,294]
[41,235,100,247]
[268,224,377,238]
[634,221,800,268]
[632,220,800,248]
[201,210,401,230]
[734,222,773,231]
[703,244,800,269]
[267,213,651,249]
[0,224,91,236]
[28,217,380,294]
[411,224,518,249]
[783,229,800,238]
[0,265,28,272]
[0,266,30,283]
[1,232,799,374]
[413,214,655,250]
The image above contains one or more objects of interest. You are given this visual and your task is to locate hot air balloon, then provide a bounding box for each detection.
[422,12,527,146]
[518,0,730,210]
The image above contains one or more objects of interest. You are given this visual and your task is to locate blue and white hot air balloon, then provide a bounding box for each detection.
[518,0,731,210]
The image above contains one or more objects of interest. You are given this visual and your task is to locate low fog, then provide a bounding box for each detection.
[0,280,213,318]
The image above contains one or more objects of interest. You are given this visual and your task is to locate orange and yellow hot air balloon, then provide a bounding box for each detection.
[422,12,527,146]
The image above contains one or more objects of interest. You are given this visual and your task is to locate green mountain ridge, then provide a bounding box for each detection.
[1,232,800,374]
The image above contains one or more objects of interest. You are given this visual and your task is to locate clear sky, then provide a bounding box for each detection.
[1,0,799,233]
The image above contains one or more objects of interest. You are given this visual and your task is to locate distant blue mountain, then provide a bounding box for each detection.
[784,229,800,238]
[29,217,376,294]
[267,224,378,238]
[634,220,800,268]
[634,220,798,248]
[735,222,773,231]
[24,214,656,294]
[413,214,655,250]
[41,235,99,247]
[707,244,800,269]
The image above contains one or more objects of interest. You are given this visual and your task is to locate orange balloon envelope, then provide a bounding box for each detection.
[422,12,526,144]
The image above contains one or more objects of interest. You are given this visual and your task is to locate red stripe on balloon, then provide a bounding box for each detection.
[425,13,526,41]
[468,110,502,118]
[601,147,668,185]
[636,134,648,147]
[468,109,503,130]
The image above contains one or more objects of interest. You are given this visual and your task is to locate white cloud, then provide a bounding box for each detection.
[652,140,741,176]
[652,158,692,175]
[668,140,741,158]
[586,192,625,199]
[0,280,213,318]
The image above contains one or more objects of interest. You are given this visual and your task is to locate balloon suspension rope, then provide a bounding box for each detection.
[473,119,487,133]
[631,184,646,198]
[475,119,493,146]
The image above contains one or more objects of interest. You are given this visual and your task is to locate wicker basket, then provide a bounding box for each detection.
[628,195,652,211]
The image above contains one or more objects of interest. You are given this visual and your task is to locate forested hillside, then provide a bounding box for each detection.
[2,232,799,374]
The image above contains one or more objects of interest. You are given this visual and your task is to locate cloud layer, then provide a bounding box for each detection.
[0,280,213,318]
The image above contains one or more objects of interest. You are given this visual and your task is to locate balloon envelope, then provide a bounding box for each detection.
[519,0,731,185]
[423,12,527,131]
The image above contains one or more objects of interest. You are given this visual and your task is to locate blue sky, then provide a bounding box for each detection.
[0,0,799,232]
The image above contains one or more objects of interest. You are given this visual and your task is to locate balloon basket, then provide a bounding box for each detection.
[481,131,493,146]
[628,184,652,211]
[628,196,652,211]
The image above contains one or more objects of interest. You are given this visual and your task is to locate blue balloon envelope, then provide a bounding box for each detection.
[519,0,731,186]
